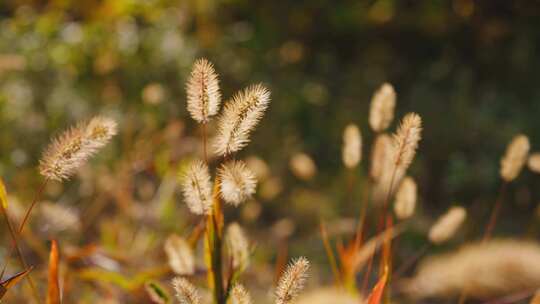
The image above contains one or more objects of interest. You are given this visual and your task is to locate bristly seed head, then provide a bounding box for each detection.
[392,112,422,175]
[230,284,253,304]
[394,176,417,220]
[342,123,362,169]
[218,160,257,206]
[226,222,250,271]
[214,84,270,156]
[275,257,310,304]
[528,153,540,174]
[500,134,530,182]
[429,206,467,244]
[180,160,213,215]
[369,83,396,132]
[186,58,221,123]
[39,116,117,181]
[164,234,195,275]
[172,277,201,304]
[370,133,393,182]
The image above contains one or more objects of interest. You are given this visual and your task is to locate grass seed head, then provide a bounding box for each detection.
[218,160,257,206]
[180,160,213,215]
[369,83,396,132]
[186,58,221,123]
[500,134,530,182]
[214,84,270,156]
[428,206,466,244]
[342,123,362,169]
[172,277,201,304]
[275,257,310,304]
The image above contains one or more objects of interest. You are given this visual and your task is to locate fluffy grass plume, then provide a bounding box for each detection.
[39,116,117,181]
[369,83,396,132]
[290,153,317,181]
[500,134,530,182]
[403,239,540,299]
[393,176,417,220]
[428,206,466,244]
[225,222,250,270]
[370,133,393,182]
[164,234,195,275]
[392,113,422,175]
[275,257,310,304]
[214,84,270,156]
[218,160,257,206]
[172,277,201,304]
[342,123,362,169]
[528,153,540,173]
[230,284,253,304]
[186,58,221,123]
[180,160,213,215]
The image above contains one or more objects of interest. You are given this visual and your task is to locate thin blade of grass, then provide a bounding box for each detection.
[47,240,60,304]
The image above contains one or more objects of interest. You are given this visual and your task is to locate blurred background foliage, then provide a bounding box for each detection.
[1,0,540,302]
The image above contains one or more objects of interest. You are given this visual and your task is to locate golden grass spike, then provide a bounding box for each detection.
[218,160,257,206]
[342,123,362,169]
[528,153,540,173]
[500,134,530,182]
[392,112,422,175]
[428,206,466,244]
[225,222,250,271]
[186,58,222,123]
[370,134,393,182]
[39,116,117,181]
[289,152,317,181]
[172,277,201,304]
[230,284,253,304]
[46,240,60,304]
[369,83,396,132]
[214,84,270,156]
[393,176,417,220]
[403,239,540,300]
[164,234,195,275]
[180,160,213,215]
[275,257,310,304]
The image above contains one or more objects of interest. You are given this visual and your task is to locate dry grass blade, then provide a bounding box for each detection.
[367,266,389,304]
[47,240,60,304]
